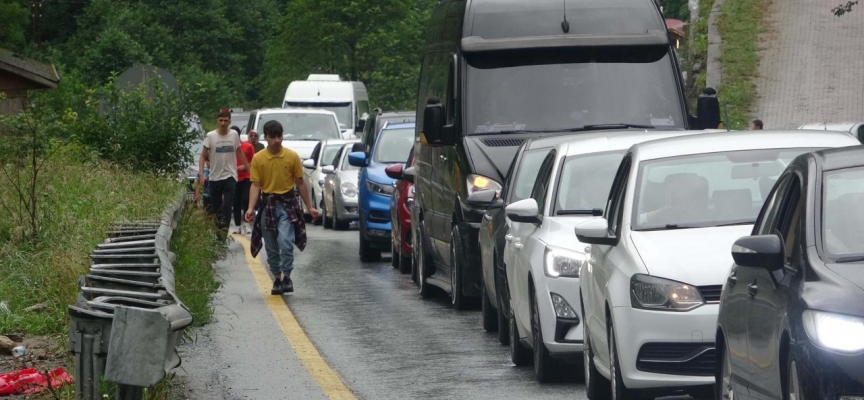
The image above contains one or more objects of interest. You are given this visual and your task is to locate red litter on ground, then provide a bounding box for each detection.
[0,367,73,396]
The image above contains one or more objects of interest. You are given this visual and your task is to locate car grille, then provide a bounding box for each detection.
[481,138,526,147]
[698,285,723,303]
[368,210,390,222]
[636,343,715,376]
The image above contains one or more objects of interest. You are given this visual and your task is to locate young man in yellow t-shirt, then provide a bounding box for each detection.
[245,120,318,295]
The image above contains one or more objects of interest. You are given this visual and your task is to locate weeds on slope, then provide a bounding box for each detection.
[171,206,225,327]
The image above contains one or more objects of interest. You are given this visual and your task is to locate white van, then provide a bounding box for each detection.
[283,74,370,139]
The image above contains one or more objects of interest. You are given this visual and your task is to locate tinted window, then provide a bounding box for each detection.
[283,102,352,130]
[373,128,415,163]
[554,151,625,213]
[510,149,548,203]
[633,148,816,230]
[530,152,556,213]
[778,177,802,263]
[607,156,632,234]
[823,167,864,257]
[466,47,685,134]
[257,113,341,140]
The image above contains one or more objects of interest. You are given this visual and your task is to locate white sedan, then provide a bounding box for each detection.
[575,129,860,399]
[502,130,695,382]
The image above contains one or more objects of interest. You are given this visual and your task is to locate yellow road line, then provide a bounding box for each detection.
[233,234,358,400]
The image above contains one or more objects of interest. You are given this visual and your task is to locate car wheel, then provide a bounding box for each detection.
[416,220,434,298]
[496,260,510,345]
[359,218,381,262]
[531,285,555,382]
[391,242,400,269]
[481,280,498,332]
[609,319,638,400]
[583,308,609,399]
[717,339,734,400]
[786,348,808,400]
[449,225,468,310]
[398,248,412,274]
[509,310,531,366]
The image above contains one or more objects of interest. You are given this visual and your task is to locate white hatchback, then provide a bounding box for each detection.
[575,130,861,399]
[503,130,697,382]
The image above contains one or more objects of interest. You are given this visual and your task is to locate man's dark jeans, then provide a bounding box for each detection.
[208,177,236,230]
[233,178,252,226]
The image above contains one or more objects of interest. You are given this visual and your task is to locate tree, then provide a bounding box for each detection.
[258,0,434,110]
[0,0,28,50]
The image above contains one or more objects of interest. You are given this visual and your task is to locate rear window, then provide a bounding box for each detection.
[257,113,341,140]
[373,128,414,164]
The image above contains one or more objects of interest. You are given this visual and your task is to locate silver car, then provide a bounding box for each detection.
[322,143,360,230]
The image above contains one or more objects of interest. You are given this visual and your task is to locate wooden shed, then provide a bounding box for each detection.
[0,48,60,115]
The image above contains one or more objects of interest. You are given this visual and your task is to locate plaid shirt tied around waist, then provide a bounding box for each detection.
[250,190,307,257]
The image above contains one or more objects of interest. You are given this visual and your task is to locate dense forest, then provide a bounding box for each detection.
[0,0,435,113]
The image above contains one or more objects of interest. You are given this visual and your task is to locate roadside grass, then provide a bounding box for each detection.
[0,148,181,335]
[171,206,225,328]
[717,0,769,129]
[690,0,715,106]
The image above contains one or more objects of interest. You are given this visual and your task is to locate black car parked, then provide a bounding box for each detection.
[716,145,864,400]
[470,134,582,344]
[413,0,721,310]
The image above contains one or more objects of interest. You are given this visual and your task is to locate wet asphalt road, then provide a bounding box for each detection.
[181,224,697,399]
[286,226,589,399]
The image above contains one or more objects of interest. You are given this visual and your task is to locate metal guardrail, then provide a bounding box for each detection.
[68,190,193,400]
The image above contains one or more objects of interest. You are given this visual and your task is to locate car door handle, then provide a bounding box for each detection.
[514,242,523,250]
[748,282,758,297]
[505,234,513,242]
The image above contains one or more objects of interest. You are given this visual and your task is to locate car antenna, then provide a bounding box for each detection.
[561,0,570,33]
[723,103,731,132]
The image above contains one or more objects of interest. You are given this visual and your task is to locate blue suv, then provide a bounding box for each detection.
[348,122,416,261]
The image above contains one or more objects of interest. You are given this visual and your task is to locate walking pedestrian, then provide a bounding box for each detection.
[751,119,764,130]
[245,120,318,295]
[199,110,251,233]
[248,130,265,153]
[233,129,255,234]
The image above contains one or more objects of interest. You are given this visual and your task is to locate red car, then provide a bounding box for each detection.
[385,152,414,274]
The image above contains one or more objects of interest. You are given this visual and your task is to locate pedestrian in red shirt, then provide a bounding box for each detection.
[232,127,256,234]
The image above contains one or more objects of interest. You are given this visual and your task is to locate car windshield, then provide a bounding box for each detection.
[555,151,625,214]
[322,144,342,166]
[466,47,685,134]
[373,128,414,164]
[509,149,548,203]
[633,148,816,230]
[822,166,864,259]
[258,113,341,140]
[284,102,352,130]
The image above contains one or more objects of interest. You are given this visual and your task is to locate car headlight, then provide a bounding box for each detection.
[544,246,584,278]
[367,181,394,196]
[803,310,864,353]
[341,182,357,197]
[466,174,502,195]
[630,274,704,311]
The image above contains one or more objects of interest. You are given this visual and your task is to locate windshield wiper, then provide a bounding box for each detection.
[714,221,755,227]
[556,209,603,216]
[639,223,699,231]
[835,255,864,263]
[481,123,656,135]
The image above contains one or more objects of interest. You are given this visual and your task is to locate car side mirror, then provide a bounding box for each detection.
[467,189,503,208]
[402,166,416,184]
[505,198,541,224]
[423,99,445,146]
[574,218,616,245]
[695,87,721,129]
[302,159,315,169]
[348,152,367,167]
[321,165,335,174]
[385,164,404,180]
[731,235,784,271]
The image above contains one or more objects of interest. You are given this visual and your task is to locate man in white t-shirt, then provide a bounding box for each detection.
[199,110,251,231]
